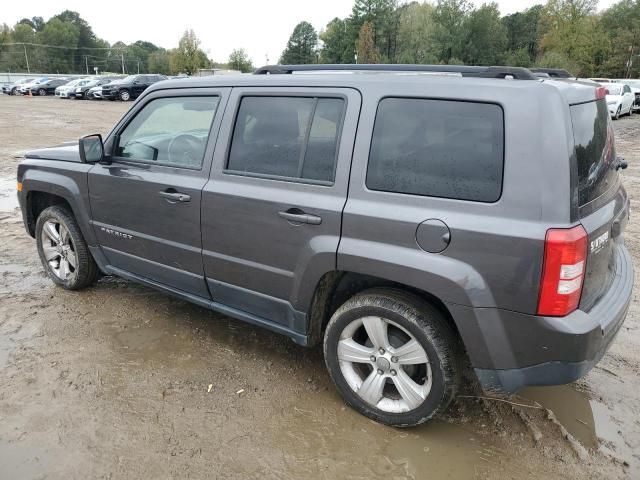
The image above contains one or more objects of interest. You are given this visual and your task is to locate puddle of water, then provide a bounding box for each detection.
[519,386,597,448]
[0,176,19,213]
[0,322,39,368]
[0,442,49,480]
[270,398,520,479]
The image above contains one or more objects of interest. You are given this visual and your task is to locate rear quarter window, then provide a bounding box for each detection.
[366,98,504,202]
[570,99,617,206]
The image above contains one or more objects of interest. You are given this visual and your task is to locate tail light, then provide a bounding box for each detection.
[537,226,588,316]
[596,86,607,100]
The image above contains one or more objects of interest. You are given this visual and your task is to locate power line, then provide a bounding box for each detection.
[1,42,119,50]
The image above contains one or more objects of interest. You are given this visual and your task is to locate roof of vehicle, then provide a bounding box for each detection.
[150,64,600,106]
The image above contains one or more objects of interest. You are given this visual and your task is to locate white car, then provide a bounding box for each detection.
[55,78,94,98]
[616,79,640,111]
[19,77,48,94]
[604,83,635,119]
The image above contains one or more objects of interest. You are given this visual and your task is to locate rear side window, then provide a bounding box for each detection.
[366,98,504,202]
[227,96,345,183]
[570,100,617,206]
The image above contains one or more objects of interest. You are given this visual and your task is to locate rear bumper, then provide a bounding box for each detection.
[448,241,633,394]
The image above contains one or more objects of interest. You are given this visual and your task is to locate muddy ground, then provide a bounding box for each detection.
[0,95,638,480]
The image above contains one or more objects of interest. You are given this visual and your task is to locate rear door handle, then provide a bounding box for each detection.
[159,190,191,203]
[278,209,322,225]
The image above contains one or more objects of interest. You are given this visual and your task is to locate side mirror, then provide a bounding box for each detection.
[79,134,104,163]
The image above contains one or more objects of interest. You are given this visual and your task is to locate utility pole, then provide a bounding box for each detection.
[23,44,30,74]
[137,60,140,74]
[121,52,125,74]
[85,55,89,75]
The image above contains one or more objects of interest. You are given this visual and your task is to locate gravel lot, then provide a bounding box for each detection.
[0,95,638,480]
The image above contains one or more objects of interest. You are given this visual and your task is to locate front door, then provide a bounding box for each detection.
[89,88,229,297]
[202,87,361,332]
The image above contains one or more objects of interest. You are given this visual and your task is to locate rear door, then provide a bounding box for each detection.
[89,87,230,297]
[570,98,629,312]
[202,87,360,331]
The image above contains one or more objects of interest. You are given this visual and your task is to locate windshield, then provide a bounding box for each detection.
[121,75,138,83]
[605,84,622,95]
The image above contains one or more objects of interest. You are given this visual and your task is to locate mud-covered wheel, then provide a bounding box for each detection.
[118,89,131,101]
[323,289,460,427]
[36,206,100,290]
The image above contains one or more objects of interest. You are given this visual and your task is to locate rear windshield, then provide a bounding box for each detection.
[570,99,617,206]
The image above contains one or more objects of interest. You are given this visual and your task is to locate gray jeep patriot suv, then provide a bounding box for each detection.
[17,64,633,427]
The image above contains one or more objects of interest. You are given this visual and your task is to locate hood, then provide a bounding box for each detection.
[24,141,81,163]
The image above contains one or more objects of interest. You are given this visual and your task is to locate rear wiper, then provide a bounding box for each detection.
[616,156,628,170]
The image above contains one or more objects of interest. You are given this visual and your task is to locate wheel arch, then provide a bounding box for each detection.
[21,169,96,246]
[305,271,463,351]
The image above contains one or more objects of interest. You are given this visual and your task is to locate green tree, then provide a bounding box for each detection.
[171,29,210,75]
[461,3,507,65]
[228,48,253,72]
[280,21,318,64]
[600,0,640,77]
[356,21,380,63]
[148,49,172,75]
[432,0,471,63]
[320,17,354,63]
[395,2,438,64]
[350,0,397,61]
[502,5,544,64]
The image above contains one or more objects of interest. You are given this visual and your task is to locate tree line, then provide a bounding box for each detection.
[0,11,255,75]
[279,0,640,78]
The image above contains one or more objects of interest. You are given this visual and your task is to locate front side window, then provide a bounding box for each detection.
[226,96,345,183]
[366,98,504,202]
[116,96,219,168]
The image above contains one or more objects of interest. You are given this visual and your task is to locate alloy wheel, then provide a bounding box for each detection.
[40,220,78,280]
[337,316,432,413]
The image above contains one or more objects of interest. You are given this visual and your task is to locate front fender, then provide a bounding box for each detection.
[18,161,95,245]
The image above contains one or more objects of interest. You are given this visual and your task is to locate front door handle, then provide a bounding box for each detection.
[159,190,191,203]
[278,209,322,225]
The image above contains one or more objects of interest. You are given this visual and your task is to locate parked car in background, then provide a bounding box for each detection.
[590,78,614,83]
[17,64,633,427]
[29,78,70,96]
[604,82,635,119]
[2,78,34,95]
[55,78,94,98]
[19,77,49,94]
[101,74,167,101]
[73,76,123,99]
[616,79,640,110]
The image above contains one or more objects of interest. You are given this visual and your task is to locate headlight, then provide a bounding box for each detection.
[76,88,82,92]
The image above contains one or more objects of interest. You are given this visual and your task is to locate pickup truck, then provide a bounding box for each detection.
[17,65,633,427]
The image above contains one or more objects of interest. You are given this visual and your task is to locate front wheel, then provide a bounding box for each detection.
[38,88,47,96]
[615,106,621,120]
[118,89,131,101]
[36,206,100,290]
[324,289,460,427]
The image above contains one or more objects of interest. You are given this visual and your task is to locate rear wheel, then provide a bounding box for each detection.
[36,206,100,290]
[323,289,460,427]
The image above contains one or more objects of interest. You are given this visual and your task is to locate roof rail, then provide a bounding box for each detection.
[530,68,573,79]
[254,64,539,80]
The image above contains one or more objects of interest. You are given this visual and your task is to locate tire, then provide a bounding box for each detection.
[118,89,131,101]
[38,88,47,96]
[615,106,621,120]
[323,288,460,427]
[36,206,100,290]
[10,87,17,95]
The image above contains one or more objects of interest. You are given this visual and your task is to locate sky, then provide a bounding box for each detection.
[1,0,622,66]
